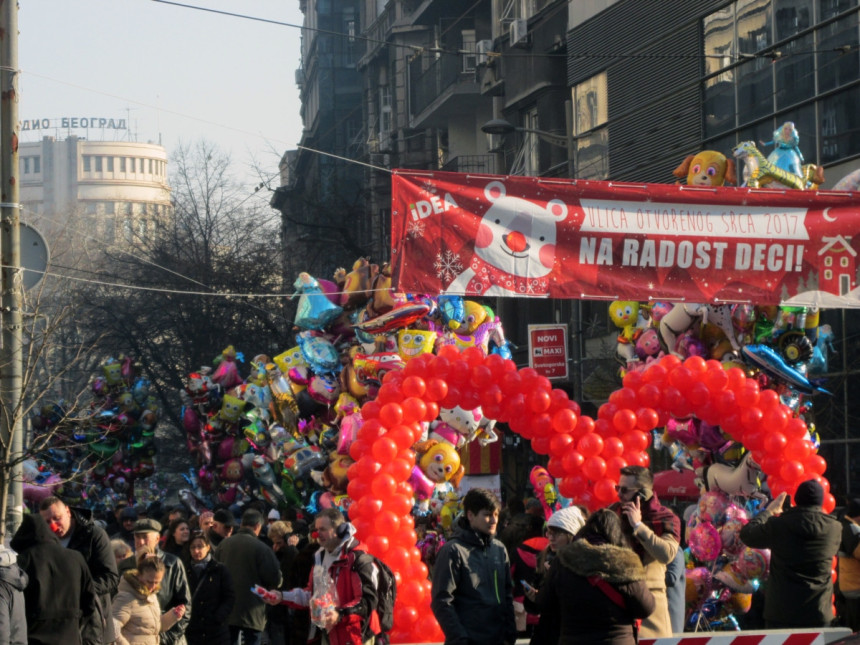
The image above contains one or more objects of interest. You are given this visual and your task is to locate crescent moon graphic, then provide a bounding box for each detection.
[823,207,837,223]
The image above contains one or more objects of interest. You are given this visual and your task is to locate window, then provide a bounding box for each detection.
[95,156,103,172]
[573,72,607,135]
[147,159,152,174]
[120,158,126,172]
[826,256,834,266]
[825,269,833,279]
[461,30,477,73]
[842,256,850,267]
[33,157,40,173]
[818,12,860,92]
[22,157,30,174]
[83,156,91,172]
[703,5,736,76]
[106,157,114,172]
[379,86,392,137]
[820,85,860,163]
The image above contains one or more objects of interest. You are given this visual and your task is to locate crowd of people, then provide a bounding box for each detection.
[0,464,856,644]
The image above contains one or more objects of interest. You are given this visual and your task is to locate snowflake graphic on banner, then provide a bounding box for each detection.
[434,249,463,283]
[406,220,426,239]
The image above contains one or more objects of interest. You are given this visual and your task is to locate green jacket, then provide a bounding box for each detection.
[740,504,840,627]
[431,523,516,645]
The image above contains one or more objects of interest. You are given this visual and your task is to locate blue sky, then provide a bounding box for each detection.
[19,0,305,189]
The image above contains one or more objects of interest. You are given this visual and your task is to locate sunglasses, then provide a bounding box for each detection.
[614,486,641,494]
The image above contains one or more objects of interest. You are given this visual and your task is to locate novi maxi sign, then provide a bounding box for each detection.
[22,117,128,131]
[390,170,860,307]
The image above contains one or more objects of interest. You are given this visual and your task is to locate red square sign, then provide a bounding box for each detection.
[528,324,569,380]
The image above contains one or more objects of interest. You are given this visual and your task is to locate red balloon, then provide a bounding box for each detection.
[528,388,552,413]
[593,418,613,439]
[622,369,644,390]
[377,382,404,405]
[401,376,427,399]
[355,496,383,517]
[740,407,764,432]
[576,415,595,436]
[687,381,710,407]
[398,580,425,606]
[462,346,486,367]
[387,425,414,451]
[532,436,552,455]
[558,474,588,498]
[598,402,619,421]
[660,387,683,411]
[440,386,462,410]
[562,450,585,473]
[532,413,554,438]
[762,406,789,433]
[726,367,747,390]
[635,408,659,431]
[606,455,628,479]
[549,433,574,457]
[763,432,787,455]
[743,430,765,452]
[395,605,419,629]
[823,493,837,514]
[358,419,386,442]
[759,454,785,476]
[593,477,619,503]
[601,436,625,458]
[705,368,729,393]
[609,387,638,410]
[448,361,470,387]
[371,473,398,498]
[623,451,650,468]
[613,409,638,434]
[737,382,760,407]
[552,408,578,433]
[348,438,368,461]
[469,365,493,390]
[372,437,398,462]
[384,458,413,482]
[806,454,827,476]
[374,511,401,535]
[480,385,504,410]
[716,389,737,414]
[361,400,381,420]
[386,545,411,572]
[547,456,566,478]
[780,460,805,483]
[667,366,693,391]
[389,493,413,516]
[621,430,649,453]
[582,456,607,481]
[684,355,707,373]
[357,457,382,479]
[401,398,428,424]
[366,534,390,556]
[459,389,482,411]
[758,389,780,409]
[379,403,404,428]
[578,432,605,457]
[642,364,668,384]
[636,384,661,408]
[784,438,812,462]
[784,417,808,439]
[500,372,523,396]
[424,401,440,422]
[346,478,369,500]
[484,353,507,375]
[425,378,449,402]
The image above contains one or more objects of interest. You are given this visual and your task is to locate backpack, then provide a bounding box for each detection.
[354,551,397,642]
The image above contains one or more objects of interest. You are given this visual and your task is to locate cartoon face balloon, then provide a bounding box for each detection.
[102,361,123,386]
[273,346,307,374]
[419,443,461,484]
[397,329,437,361]
[219,394,244,424]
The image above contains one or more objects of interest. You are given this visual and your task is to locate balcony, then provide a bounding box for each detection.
[409,54,491,128]
[441,154,495,175]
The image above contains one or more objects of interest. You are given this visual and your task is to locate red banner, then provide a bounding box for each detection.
[391,170,860,306]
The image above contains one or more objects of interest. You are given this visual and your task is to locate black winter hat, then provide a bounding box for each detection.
[794,479,825,507]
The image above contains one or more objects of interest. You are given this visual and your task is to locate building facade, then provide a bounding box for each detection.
[20,135,171,244]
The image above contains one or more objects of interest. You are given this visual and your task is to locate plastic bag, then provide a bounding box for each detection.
[310,565,339,630]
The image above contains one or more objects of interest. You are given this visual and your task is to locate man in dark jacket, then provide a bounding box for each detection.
[11,513,97,645]
[117,518,192,645]
[0,544,27,645]
[740,479,841,628]
[838,498,860,631]
[39,496,119,645]
[431,488,516,645]
[215,508,282,645]
[110,505,138,550]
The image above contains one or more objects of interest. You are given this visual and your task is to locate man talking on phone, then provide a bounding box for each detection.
[610,465,680,638]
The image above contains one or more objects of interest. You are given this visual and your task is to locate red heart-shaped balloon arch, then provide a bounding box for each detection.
[345,344,832,642]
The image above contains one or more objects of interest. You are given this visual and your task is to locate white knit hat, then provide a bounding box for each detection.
[546,506,585,536]
[267,509,281,520]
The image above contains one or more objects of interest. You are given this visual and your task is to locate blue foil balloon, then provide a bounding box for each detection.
[293,272,343,330]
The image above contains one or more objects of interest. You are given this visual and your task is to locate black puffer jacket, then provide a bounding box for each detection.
[537,539,655,645]
[740,504,841,627]
[0,547,28,645]
[184,556,234,645]
[11,513,97,645]
[431,520,516,645]
[68,507,120,645]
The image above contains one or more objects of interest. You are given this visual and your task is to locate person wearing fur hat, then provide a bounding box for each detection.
[740,479,841,628]
[536,509,654,645]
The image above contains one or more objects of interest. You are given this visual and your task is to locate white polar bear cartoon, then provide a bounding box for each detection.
[446,180,568,296]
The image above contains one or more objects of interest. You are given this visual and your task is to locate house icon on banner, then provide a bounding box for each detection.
[818,235,857,295]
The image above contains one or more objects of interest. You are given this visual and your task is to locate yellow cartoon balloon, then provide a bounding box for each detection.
[273,346,307,374]
[397,329,437,362]
[219,394,245,424]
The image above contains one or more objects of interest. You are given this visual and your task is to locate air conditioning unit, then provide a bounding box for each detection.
[475,40,493,65]
[295,68,304,87]
[510,18,528,47]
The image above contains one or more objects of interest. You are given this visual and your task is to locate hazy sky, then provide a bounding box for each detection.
[19,0,305,190]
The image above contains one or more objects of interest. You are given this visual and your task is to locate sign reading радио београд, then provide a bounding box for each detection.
[22,117,128,131]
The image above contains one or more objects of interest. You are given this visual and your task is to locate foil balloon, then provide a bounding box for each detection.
[689,521,722,562]
[293,272,344,330]
[296,331,341,374]
[397,329,437,361]
[273,346,307,374]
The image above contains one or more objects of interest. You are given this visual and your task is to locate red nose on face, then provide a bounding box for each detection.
[504,231,528,253]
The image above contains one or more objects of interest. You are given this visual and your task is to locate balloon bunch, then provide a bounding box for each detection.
[683,490,770,630]
[25,355,165,513]
[178,260,512,530]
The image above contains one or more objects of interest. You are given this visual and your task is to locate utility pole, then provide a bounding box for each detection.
[0,0,23,537]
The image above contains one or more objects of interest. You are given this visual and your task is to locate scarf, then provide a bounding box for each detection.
[192,553,212,577]
[464,255,550,296]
